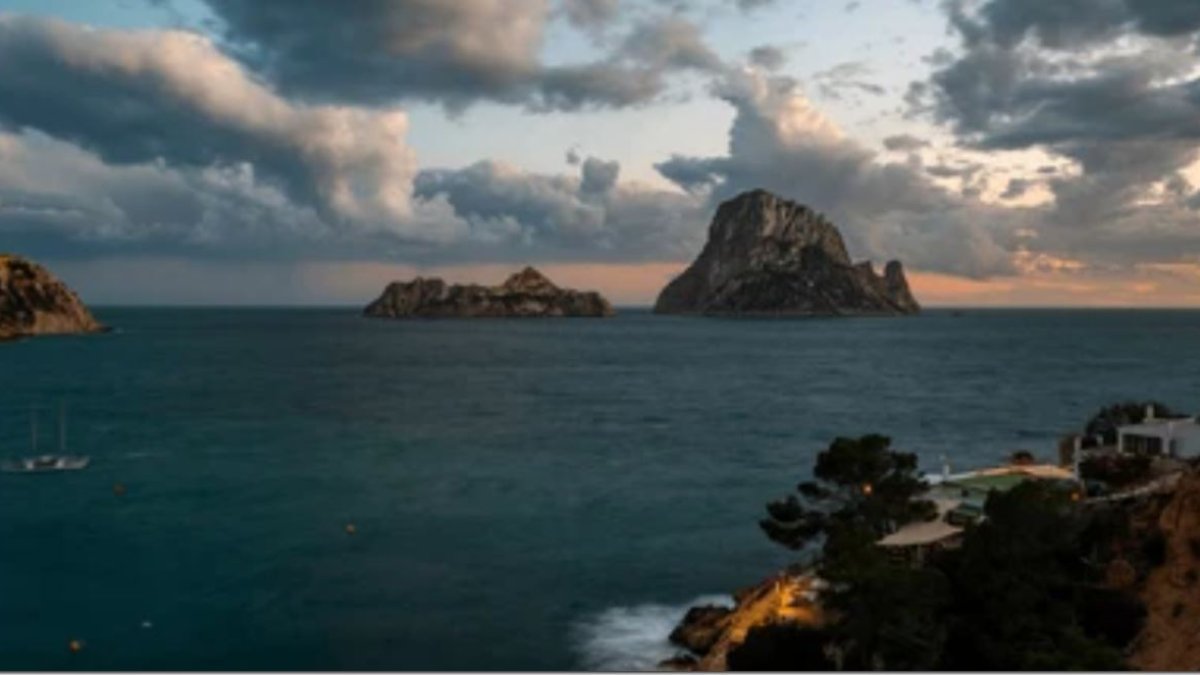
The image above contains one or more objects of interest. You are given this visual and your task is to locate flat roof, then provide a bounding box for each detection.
[878,498,965,547]
[948,473,1030,492]
[1120,418,1200,435]
[878,519,963,547]
[943,466,1075,492]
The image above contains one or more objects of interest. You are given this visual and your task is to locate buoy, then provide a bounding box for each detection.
[141,620,153,629]
[68,639,84,654]
[345,523,357,535]
[113,483,126,497]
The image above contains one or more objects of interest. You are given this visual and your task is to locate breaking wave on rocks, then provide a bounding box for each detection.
[571,595,732,671]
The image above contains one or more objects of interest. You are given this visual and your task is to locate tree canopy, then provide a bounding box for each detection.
[759,434,936,553]
[1083,400,1178,446]
[738,435,1143,671]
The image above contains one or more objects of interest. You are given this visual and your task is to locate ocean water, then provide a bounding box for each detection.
[2,308,1199,670]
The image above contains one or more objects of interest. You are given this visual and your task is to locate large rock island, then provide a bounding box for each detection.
[364,267,615,318]
[0,254,105,341]
[654,189,919,316]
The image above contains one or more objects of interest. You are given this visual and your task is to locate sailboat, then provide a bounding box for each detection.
[1,403,90,473]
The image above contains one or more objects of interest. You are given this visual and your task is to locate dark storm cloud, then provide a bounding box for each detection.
[919,0,1200,267]
[201,0,723,112]
[0,16,706,265]
[0,15,421,231]
[950,0,1200,49]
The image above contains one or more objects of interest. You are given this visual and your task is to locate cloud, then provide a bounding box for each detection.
[918,0,1200,268]
[655,68,1020,277]
[811,61,887,101]
[1000,177,1032,200]
[0,15,421,233]
[0,14,711,267]
[883,134,931,152]
[748,45,786,70]
[580,157,621,198]
[413,158,705,263]
[619,14,723,72]
[0,130,333,261]
[733,0,777,12]
[562,0,622,34]
[201,0,724,112]
[206,0,549,108]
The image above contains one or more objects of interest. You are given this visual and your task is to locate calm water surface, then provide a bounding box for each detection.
[1,308,1198,670]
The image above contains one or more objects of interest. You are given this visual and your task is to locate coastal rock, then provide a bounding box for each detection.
[654,189,920,316]
[363,267,614,318]
[1130,471,1200,670]
[659,573,823,671]
[658,654,698,670]
[0,254,104,341]
[668,605,733,654]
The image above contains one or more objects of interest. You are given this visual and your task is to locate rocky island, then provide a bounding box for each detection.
[364,266,614,319]
[654,189,919,316]
[0,254,105,341]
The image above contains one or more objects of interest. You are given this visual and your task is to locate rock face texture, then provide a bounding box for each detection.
[661,573,824,671]
[1129,471,1200,670]
[0,255,104,341]
[364,267,615,318]
[654,189,920,316]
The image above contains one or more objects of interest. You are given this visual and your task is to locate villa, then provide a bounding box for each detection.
[878,461,1080,566]
[1116,412,1200,459]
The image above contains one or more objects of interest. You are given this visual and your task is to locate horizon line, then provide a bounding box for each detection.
[85,303,1200,311]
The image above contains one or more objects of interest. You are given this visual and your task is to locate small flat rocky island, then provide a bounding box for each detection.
[654,189,920,316]
[0,254,105,341]
[364,267,615,318]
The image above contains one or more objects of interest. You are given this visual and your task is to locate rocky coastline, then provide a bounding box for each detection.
[658,409,1200,671]
[364,267,614,319]
[661,571,823,670]
[0,254,105,341]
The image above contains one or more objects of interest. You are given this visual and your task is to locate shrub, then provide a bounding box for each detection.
[727,623,834,671]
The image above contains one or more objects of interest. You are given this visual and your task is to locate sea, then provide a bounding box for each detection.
[1,308,1199,670]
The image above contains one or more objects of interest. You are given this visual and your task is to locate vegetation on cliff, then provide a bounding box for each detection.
[1083,400,1179,446]
[759,434,936,554]
[722,434,1150,671]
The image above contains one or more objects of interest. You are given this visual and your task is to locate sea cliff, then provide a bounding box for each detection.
[0,254,104,341]
[654,189,919,316]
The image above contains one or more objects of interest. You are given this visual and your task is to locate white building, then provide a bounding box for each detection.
[1117,407,1200,459]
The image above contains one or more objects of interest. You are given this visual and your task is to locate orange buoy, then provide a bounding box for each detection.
[113,483,127,497]
[345,523,357,535]
[68,639,84,654]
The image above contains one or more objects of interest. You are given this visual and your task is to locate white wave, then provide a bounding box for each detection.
[572,594,733,671]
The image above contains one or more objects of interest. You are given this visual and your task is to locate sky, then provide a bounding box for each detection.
[2,0,1200,306]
